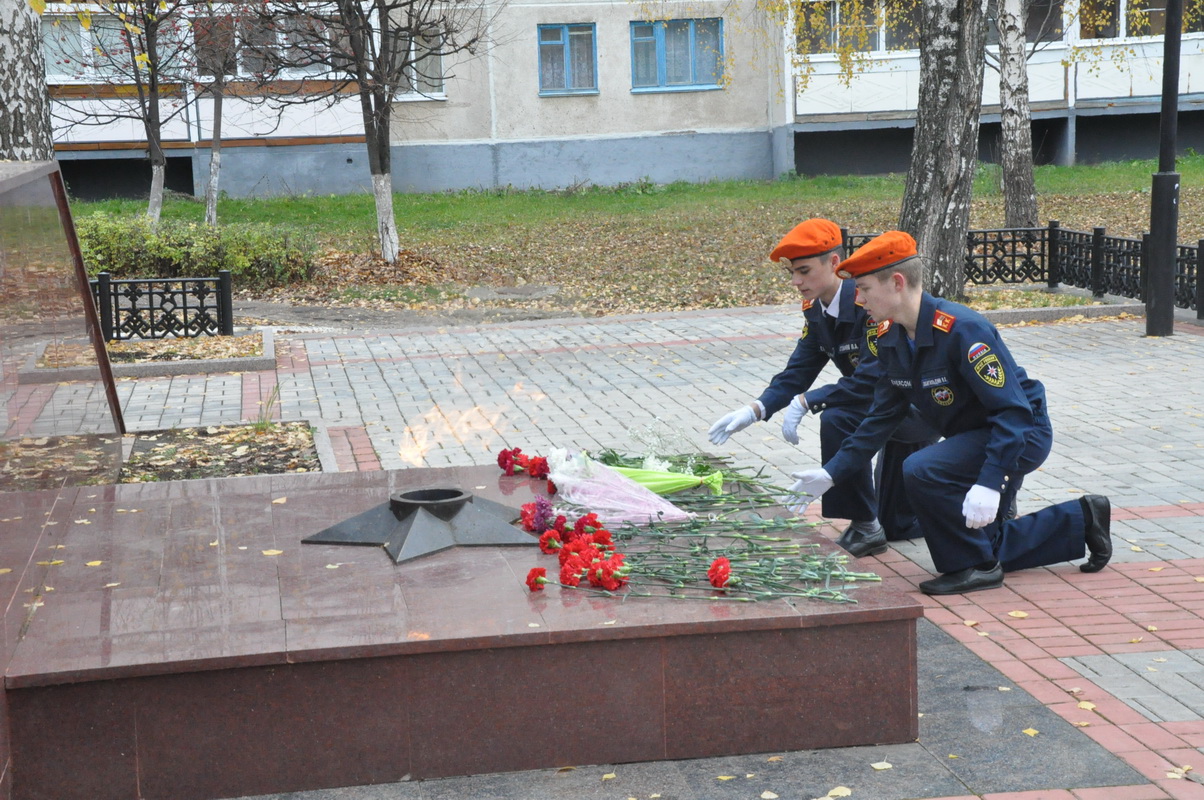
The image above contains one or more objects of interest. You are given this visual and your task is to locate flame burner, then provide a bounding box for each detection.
[302,487,532,564]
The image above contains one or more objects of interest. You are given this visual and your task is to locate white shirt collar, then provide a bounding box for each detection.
[818,280,844,319]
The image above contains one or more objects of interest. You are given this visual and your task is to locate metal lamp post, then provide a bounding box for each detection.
[1147,0,1184,336]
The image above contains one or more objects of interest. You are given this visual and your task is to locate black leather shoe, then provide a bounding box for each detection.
[838,522,888,558]
[1080,495,1112,573]
[918,563,1004,595]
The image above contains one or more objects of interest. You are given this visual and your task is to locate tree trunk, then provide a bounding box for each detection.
[899,0,990,299]
[0,0,55,160]
[372,173,400,263]
[997,0,1038,228]
[147,150,166,224]
[360,80,399,263]
[205,86,224,227]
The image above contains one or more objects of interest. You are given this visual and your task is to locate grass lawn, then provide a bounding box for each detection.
[73,156,1201,315]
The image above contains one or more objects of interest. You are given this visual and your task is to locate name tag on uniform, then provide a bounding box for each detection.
[890,378,912,388]
[838,342,859,354]
[921,376,949,388]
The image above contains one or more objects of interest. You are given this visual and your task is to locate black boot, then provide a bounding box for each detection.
[918,563,1004,595]
[1080,495,1112,573]
[836,521,888,558]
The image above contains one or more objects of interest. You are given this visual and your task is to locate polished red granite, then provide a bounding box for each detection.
[1,466,921,799]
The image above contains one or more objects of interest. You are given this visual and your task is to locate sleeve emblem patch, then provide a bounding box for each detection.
[968,342,991,363]
[801,318,809,339]
[933,310,956,333]
[866,322,879,356]
[974,354,1006,388]
[932,387,955,406]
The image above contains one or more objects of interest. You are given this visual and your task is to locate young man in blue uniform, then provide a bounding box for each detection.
[708,218,936,557]
[787,230,1112,595]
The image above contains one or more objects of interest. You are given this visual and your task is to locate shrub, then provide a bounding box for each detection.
[76,215,316,289]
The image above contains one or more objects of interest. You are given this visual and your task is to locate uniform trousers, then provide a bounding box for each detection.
[820,407,938,537]
[901,422,1087,575]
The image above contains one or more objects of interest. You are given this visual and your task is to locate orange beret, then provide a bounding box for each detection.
[769,218,843,263]
[835,230,918,279]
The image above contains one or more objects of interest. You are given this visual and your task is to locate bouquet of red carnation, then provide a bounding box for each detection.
[497,447,550,480]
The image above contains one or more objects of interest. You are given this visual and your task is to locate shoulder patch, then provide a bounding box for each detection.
[877,319,892,336]
[800,317,809,339]
[801,299,814,311]
[933,310,956,333]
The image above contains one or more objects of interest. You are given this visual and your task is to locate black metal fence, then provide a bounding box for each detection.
[90,271,234,341]
[845,220,1204,318]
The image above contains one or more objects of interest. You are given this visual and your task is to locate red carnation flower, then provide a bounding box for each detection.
[592,529,613,549]
[525,567,548,592]
[526,456,550,480]
[538,530,563,554]
[497,447,523,476]
[707,557,732,588]
[587,553,629,591]
[520,502,538,532]
[560,555,587,587]
[574,512,601,537]
[547,480,557,495]
[552,515,568,534]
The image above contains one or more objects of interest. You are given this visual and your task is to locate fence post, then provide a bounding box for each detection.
[1091,227,1106,299]
[1141,233,1151,303]
[96,271,114,342]
[1046,220,1061,288]
[217,270,234,336]
[1197,240,1204,320]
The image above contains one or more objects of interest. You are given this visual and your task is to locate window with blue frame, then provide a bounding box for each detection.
[630,18,723,91]
[538,24,598,94]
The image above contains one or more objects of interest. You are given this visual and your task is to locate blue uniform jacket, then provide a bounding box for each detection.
[756,280,884,419]
[823,293,1048,491]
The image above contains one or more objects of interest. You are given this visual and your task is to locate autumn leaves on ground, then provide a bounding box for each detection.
[83,157,1202,318]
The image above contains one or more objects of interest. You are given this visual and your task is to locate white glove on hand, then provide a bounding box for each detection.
[962,485,1003,529]
[780,395,808,445]
[707,405,758,445]
[785,468,834,514]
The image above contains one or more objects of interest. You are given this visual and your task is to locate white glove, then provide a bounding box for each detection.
[962,485,1002,529]
[708,405,758,445]
[780,395,808,445]
[785,468,834,514]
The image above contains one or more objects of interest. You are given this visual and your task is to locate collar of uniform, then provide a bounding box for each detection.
[913,292,939,349]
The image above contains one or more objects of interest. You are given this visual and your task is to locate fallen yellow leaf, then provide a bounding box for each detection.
[35,560,63,566]
[85,561,103,567]
[998,687,1012,692]
[1073,721,1091,727]
[1007,610,1029,618]
[1023,728,1039,736]
[963,619,979,627]
[1131,546,1144,552]
[209,541,218,547]
[601,772,616,781]
[870,761,892,770]
[978,631,991,636]
[325,564,341,569]
[104,582,121,588]
[1154,657,1168,663]
[1149,566,1164,572]
[1130,637,1144,643]
[766,756,783,762]
[717,775,736,781]
[828,788,852,798]
[746,773,755,778]
[762,792,779,799]
[1195,577,1204,583]
[948,754,959,759]
[272,497,288,505]
[0,569,11,575]
[1147,626,1158,632]
[49,545,65,550]
[262,549,284,557]
[74,519,92,525]
[1078,701,1097,711]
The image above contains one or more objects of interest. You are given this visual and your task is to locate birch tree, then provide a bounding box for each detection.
[899,0,990,297]
[42,0,193,223]
[993,0,1038,228]
[1,0,55,160]
[259,0,501,263]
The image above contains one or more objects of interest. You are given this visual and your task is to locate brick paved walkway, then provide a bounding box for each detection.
[13,305,1204,799]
